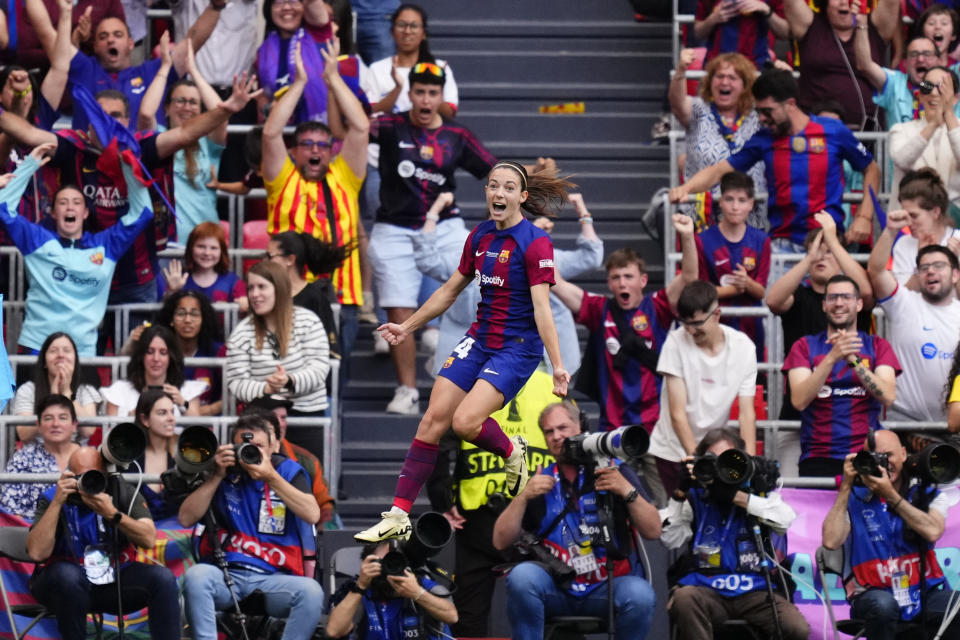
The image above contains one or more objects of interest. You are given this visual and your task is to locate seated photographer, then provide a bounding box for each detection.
[822,430,960,640]
[25,446,180,640]
[325,541,458,639]
[492,402,660,640]
[660,428,809,640]
[179,414,324,640]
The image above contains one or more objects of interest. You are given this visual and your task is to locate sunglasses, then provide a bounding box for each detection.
[411,62,443,77]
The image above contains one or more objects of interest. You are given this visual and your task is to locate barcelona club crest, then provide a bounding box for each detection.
[498,249,510,263]
[420,145,434,161]
[631,313,649,333]
[90,252,104,265]
[442,356,455,369]
[809,137,826,154]
[743,255,756,270]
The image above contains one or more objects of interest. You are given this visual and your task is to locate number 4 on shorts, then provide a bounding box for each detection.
[454,337,475,359]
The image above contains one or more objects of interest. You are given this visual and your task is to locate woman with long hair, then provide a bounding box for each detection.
[226,260,331,451]
[102,325,207,417]
[355,161,572,542]
[138,34,226,243]
[367,4,457,117]
[267,231,349,359]
[132,388,181,522]
[13,332,100,443]
[160,222,248,310]
[155,290,225,415]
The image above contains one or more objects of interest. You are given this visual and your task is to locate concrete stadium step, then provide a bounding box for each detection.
[341,462,414,497]
[418,0,642,21]
[459,80,668,102]
[431,32,664,53]
[456,110,650,143]
[459,98,661,116]
[437,49,669,85]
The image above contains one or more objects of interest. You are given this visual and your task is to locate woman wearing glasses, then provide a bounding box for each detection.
[367,4,458,118]
[156,290,226,415]
[138,32,226,243]
[103,324,208,416]
[226,260,331,452]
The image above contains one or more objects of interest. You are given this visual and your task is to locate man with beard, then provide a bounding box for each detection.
[766,213,874,475]
[868,211,960,423]
[670,68,881,258]
[854,29,960,126]
[784,275,900,477]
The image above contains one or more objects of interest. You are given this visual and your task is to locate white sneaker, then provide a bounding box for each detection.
[354,510,412,542]
[504,435,530,498]
[420,327,439,355]
[373,329,390,356]
[386,385,419,415]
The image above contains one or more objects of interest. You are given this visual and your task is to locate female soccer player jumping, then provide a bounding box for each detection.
[355,161,572,542]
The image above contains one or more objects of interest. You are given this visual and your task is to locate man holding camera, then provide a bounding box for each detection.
[325,541,459,639]
[179,414,324,640]
[26,446,180,640]
[661,428,809,640]
[784,274,900,477]
[822,430,960,639]
[492,401,660,640]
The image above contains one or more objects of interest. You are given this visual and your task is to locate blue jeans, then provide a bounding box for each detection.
[505,561,656,640]
[355,12,396,66]
[30,561,180,640]
[340,303,359,383]
[850,586,960,640]
[183,563,324,640]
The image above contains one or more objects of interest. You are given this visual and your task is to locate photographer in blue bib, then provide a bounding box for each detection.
[25,440,180,640]
[822,429,960,640]
[661,427,808,640]
[491,403,660,640]
[325,512,458,639]
[178,413,324,640]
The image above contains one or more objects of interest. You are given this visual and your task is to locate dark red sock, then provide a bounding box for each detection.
[468,417,513,458]
[392,438,440,512]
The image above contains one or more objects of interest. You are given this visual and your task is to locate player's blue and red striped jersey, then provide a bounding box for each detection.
[456,218,555,351]
[695,0,784,66]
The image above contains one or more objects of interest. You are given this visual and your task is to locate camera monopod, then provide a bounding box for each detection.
[201,509,252,640]
[100,422,147,640]
[750,518,783,640]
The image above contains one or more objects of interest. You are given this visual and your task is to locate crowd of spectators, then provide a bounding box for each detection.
[2,0,960,637]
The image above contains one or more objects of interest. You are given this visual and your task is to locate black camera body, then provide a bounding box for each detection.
[68,469,109,505]
[852,449,890,482]
[234,432,263,466]
[918,79,936,94]
[692,449,780,496]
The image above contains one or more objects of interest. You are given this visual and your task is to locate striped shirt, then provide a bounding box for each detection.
[226,306,331,413]
[265,154,363,306]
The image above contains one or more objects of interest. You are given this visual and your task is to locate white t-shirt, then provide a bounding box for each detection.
[100,379,209,417]
[366,57,459,167]
[648,325,758,462]
[879,284,960,421]
[891,227,960,284]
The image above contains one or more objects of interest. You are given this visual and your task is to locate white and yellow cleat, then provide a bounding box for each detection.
[504,435,530,498]
[354,510,412,543]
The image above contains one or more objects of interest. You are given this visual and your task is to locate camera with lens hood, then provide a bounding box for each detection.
[562,424,649,467]
[370,512,453,596]
[692,448,780,496]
